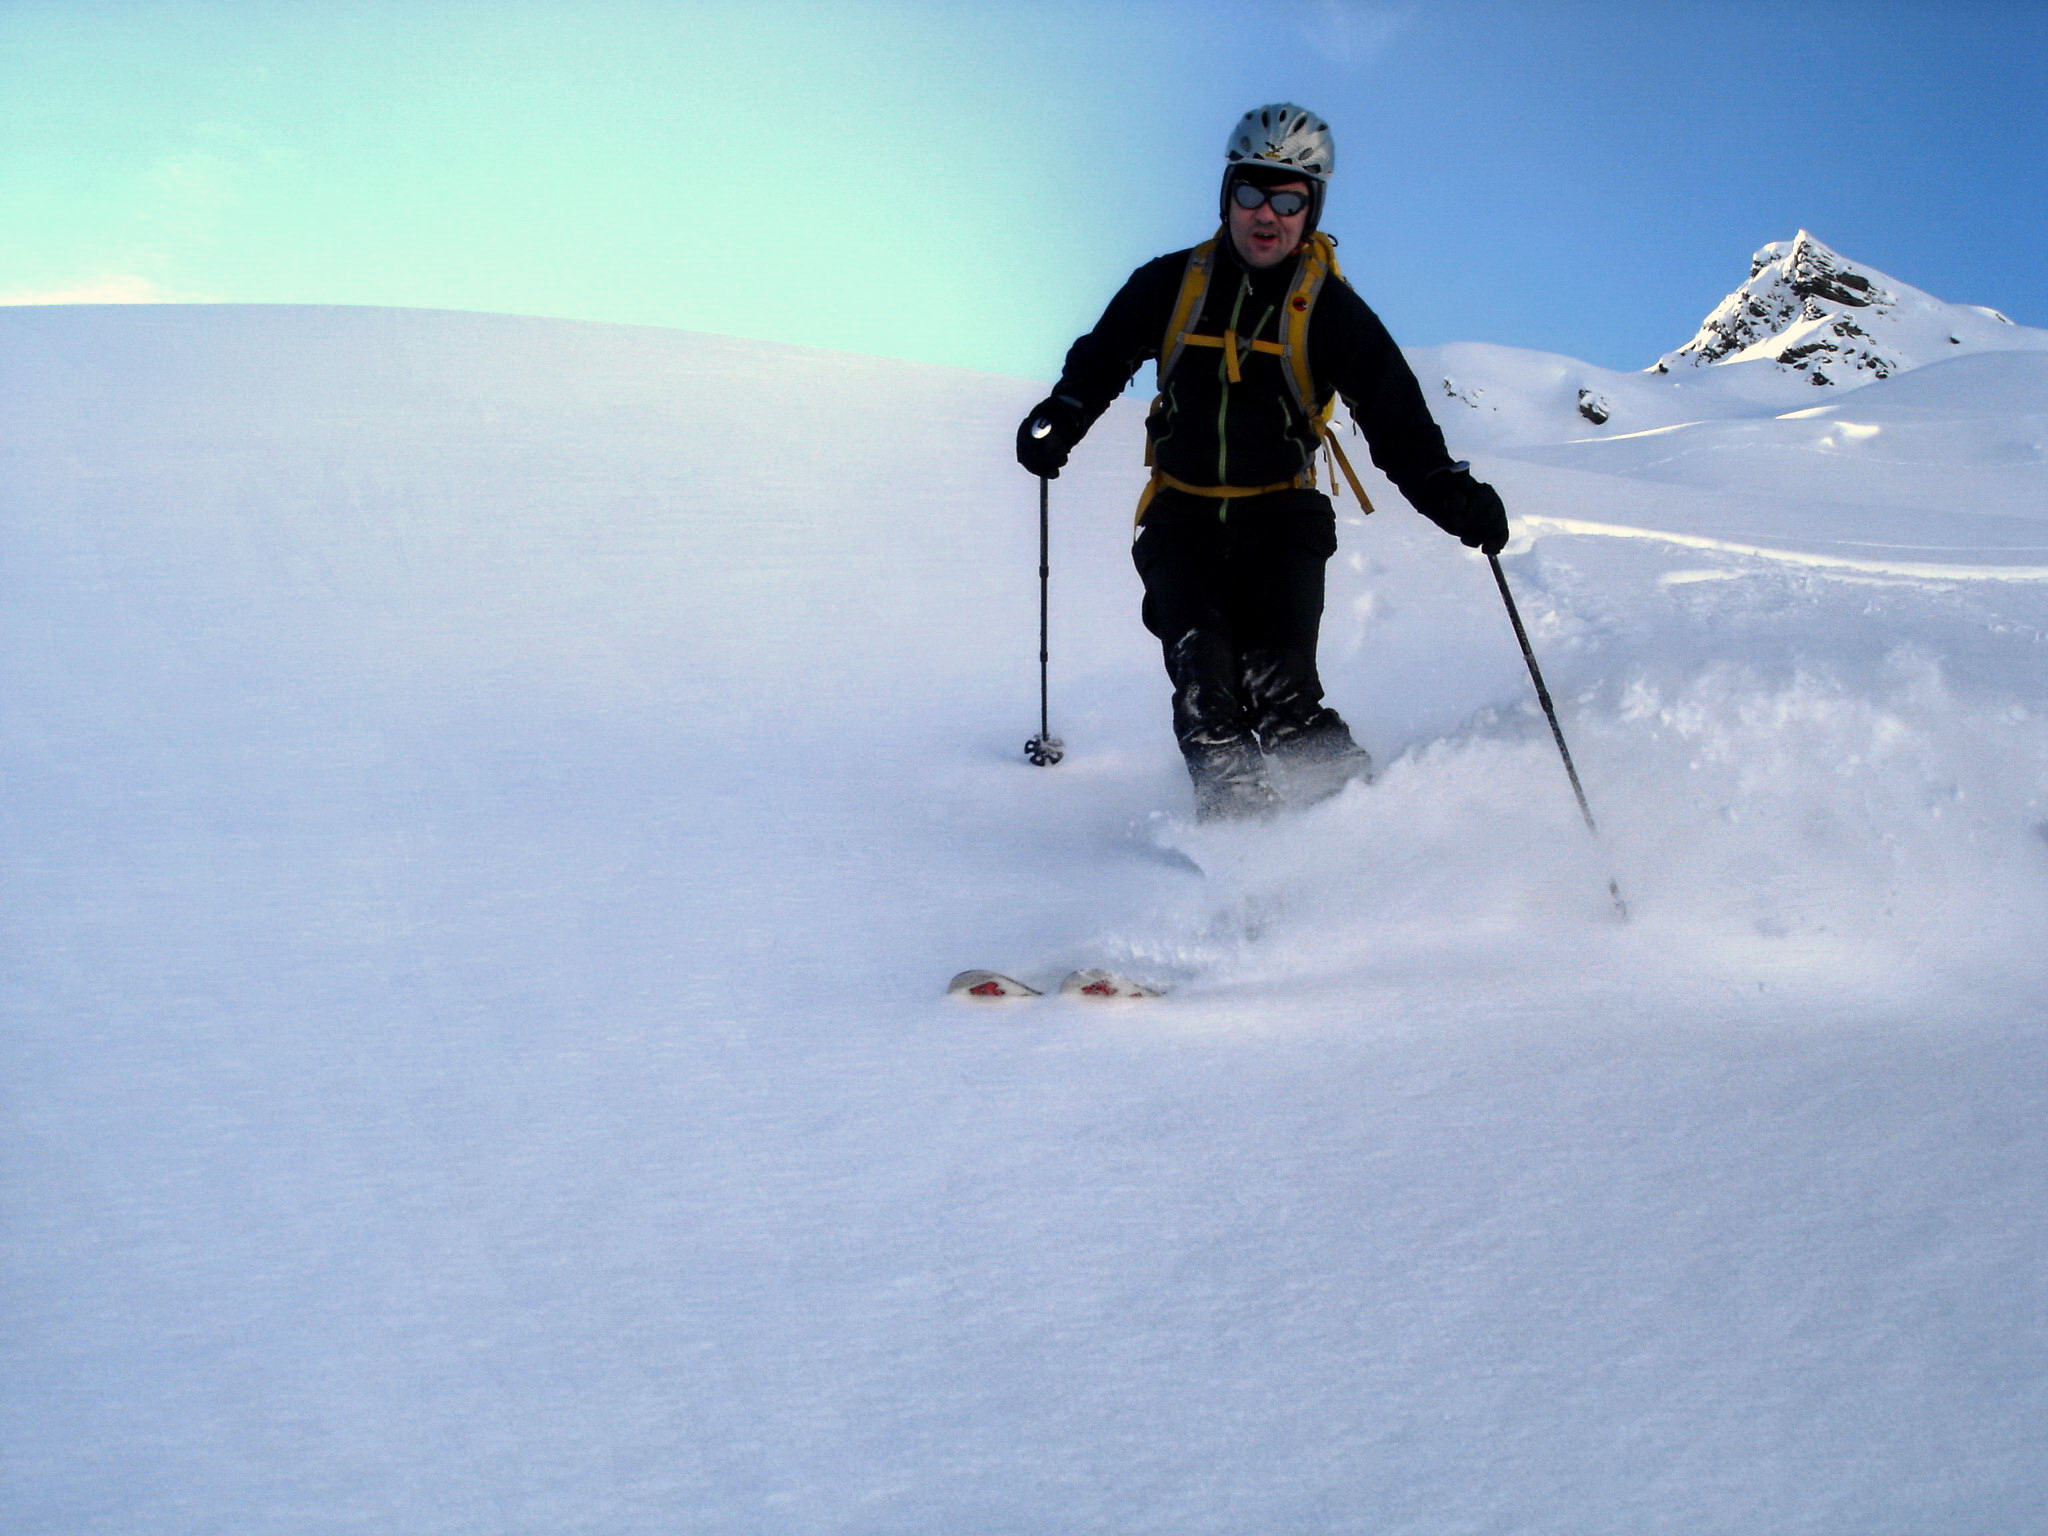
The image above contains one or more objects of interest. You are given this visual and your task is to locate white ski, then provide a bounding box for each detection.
[946,970,1042,999]
[1059,969,1163,1000]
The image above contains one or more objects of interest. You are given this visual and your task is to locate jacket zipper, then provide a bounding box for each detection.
[1214,277,1278,494]
[1216,278,1247,487]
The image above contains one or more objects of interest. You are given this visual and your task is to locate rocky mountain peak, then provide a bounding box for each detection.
[1658,231,1904,385]
[1765,230,1889,309]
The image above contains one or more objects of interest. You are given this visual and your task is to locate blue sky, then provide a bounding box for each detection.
[3,1,2043,378]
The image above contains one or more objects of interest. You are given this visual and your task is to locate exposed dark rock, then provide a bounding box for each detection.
[1657,231,1903,382]
[1575,388,1611,425]
[1440,377,1496,412]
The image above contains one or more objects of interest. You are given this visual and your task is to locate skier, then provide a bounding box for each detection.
[1016,104,1510,820]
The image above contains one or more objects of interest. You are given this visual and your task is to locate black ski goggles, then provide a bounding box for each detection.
[1230,181,1312,218]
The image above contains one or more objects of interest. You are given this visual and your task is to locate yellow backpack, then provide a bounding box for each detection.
[1137,228,1374,523]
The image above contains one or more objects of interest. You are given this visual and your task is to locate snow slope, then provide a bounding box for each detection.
[5,299,2047,1534]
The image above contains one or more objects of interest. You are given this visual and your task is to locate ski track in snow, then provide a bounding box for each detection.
[4,304,2046,1534]
[1521,514,2048,580]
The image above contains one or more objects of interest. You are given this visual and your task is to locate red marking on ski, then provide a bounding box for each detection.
[1059,969,1164,1000]
[948,969,1043,999]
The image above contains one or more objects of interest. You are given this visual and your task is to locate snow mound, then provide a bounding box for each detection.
[1493,348,2048,556]
[1409,339,1818,447]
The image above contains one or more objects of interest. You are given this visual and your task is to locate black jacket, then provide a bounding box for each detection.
[1053,236,1456,503]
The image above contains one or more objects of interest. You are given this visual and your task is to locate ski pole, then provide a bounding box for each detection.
[1488,553,1626,919]
[1024,458,1063,766]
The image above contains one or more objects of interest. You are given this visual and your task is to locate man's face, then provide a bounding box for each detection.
[1226,177,1312,269]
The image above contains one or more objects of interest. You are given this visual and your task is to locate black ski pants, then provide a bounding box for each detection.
[1131,486,1340,753]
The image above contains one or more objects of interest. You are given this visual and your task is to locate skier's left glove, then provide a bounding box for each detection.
[1418,462,1510,555]
[1016,394,1086,479]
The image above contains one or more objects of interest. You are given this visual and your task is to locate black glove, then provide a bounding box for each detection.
[1016,394,1085,479]
[1418,462,1510,555]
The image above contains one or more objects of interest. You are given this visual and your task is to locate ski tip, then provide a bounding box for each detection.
[1058,968,1164,1001]
[946,969,1043,1000]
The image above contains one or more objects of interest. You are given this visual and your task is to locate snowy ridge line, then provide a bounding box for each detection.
[1518,515,2048,581]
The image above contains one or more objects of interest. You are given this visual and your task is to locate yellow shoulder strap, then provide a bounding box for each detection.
[1279,232,1336,418]
[1156,235,1219,390]
[1288,233,1374,513]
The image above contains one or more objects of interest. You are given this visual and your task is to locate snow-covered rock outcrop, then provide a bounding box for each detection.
[1655,230,2039,386]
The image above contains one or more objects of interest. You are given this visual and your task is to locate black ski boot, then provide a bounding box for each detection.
[1242,648,1374,807]
[1186,737,1281,822]
[1168,629,1279,822]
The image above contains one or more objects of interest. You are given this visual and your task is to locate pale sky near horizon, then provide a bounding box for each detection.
[3,0,2043,379]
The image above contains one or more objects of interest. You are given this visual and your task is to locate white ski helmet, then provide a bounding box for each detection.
[1221,103,1335,230]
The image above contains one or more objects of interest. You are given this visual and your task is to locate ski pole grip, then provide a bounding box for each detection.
[1029,418,1052,440]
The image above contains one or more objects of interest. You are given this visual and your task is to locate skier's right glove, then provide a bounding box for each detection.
[1016,394,1086,479]
[1417,462,1510,556]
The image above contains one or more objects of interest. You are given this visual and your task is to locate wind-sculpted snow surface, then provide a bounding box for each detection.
[5,303,2046,1534]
